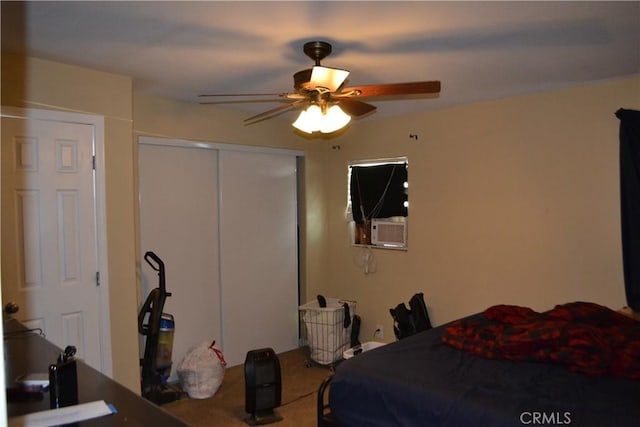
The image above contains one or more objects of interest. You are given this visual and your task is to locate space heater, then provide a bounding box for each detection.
[244,348,282,425]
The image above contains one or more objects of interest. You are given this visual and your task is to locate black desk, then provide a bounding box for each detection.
[4,319,187,426]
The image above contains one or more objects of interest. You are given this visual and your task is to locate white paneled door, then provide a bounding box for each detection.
[138,142,221,383]
[1,116,102,370]
[218,150,299,366]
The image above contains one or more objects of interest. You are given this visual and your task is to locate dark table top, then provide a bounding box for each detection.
[4,319,187,426]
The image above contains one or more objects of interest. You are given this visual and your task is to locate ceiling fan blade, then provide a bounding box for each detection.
[199,92,286,97]
[244,100,307,124]
[199,98,287,105]
[198,93,305,104]
[338,99,377,117]
[341,81,441,98]
[310,66,350,92]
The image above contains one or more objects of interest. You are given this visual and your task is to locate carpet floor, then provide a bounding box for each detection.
[162,347,333,427]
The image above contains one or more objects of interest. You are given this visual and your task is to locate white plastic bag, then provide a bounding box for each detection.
[177,340,226,399]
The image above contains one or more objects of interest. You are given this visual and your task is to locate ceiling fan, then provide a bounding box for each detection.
[198,41,441,133]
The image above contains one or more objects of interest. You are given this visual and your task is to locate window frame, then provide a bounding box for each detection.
[347,157,408,250]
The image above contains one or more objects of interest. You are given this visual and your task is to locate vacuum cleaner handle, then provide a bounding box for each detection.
[144,251,164,272]
[144,251,170,296]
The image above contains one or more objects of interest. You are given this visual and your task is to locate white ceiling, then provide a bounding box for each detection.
[2,1,639,123]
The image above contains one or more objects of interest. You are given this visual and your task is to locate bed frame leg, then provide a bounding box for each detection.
[317,375,341,427]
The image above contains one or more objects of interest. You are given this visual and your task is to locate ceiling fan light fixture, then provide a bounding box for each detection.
[292,104,351,134]
[321,104,351,133]
[292,105,321,134]
[310,66,350,92]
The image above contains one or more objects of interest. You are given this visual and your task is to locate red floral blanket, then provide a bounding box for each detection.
[441,302,640,380]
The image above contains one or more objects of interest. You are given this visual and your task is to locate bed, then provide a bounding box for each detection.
[327,302,640,427]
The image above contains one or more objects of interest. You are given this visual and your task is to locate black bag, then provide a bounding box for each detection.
[389,303,414,340]
[389,293,432,340]
[409,293,432,333]
[350,315,361,347]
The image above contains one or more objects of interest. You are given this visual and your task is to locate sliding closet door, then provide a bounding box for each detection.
[218,150,299,366]
[138,141,221,380]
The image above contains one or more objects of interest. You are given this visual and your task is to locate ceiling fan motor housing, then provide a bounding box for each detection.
[303,41,332,65]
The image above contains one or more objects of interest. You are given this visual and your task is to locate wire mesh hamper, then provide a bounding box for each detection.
[299,298,356,366]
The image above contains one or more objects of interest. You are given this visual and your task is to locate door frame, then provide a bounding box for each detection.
[0,106,112,376]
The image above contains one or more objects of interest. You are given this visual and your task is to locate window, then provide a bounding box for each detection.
[347,158,408,249]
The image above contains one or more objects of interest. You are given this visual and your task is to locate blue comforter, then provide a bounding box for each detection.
[329,314,640,427]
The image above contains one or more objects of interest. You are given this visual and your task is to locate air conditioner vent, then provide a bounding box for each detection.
[371,220,406,247]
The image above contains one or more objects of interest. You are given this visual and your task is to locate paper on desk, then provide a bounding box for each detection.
[8,400,117,427]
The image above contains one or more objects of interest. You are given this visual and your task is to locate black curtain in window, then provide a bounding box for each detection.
[350,163,408,224]
[616,108,640,312]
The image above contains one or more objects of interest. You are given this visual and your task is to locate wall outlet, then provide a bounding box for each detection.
[374,324,383,340]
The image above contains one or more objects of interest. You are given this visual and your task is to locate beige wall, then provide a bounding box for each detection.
[1,54,139,391]
[323,76,640,342]
[0,53,334,392]
[4,50,639,390]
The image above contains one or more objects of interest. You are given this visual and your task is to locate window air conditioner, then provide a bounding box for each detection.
[371,220,406,247]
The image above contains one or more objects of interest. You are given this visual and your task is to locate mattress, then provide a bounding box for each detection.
[329,314,640,427]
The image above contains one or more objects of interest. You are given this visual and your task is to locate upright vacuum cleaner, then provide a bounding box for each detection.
[138,251,182,404]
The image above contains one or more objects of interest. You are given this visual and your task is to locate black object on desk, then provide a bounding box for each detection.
[49,345,79,409]
[4,319,188,426]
